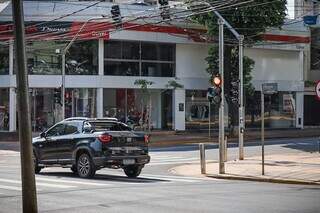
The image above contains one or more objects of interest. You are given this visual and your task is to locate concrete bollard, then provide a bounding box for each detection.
[199,143,206,174]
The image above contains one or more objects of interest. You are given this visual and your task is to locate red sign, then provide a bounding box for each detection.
[316,80,320,101]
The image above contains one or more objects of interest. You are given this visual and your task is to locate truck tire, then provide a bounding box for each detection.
[33,152,41,174]
[76,153,96,178]
[124,165,142,178]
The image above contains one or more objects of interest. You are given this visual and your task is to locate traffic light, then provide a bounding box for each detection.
[111,4,122,29]
[54,87,62,105]
[230,79,239,104]
[158,0,169,6]
[207,74,222,105]
[158,0,170,20]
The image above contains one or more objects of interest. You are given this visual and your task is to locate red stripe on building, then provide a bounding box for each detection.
[262,34,310,43]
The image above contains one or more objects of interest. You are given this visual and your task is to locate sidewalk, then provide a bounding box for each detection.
[149,128,320,147]
[171,152,320,185]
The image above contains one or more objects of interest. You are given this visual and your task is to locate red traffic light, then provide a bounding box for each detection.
[212,74,222,86]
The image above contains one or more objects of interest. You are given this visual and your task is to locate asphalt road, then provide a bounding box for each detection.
[0,137,319,213]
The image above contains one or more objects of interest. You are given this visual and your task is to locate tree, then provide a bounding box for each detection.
[134,79,154,131]
[190,0,287,134]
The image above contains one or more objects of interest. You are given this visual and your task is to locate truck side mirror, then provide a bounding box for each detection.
[40,132,46,138]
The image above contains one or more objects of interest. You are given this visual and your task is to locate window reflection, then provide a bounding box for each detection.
[104,40,175,77]
[26,41,64,75]
[65,88,97,118]
[0,45,9,75]
[66,40,98,75]
[0,88,9,131]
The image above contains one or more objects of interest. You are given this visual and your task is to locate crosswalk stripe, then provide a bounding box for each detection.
[151,157,198,163]
[150,156,185,160]
[36,177,111,186]
[0,184,21,191]
[140,175,199,183]
[142,174,207,181]
[0,178,74,189]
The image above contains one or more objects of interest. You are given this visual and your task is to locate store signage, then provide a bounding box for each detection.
[316,80,320,101]
[262,83,278,95]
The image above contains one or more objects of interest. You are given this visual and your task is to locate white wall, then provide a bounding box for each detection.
[176,43,211,90]
[245,48,304,92]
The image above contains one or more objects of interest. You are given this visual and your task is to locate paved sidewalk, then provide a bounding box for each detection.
[171,152,320,185]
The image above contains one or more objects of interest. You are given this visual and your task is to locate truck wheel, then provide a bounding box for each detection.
[33,152,41,174]
[76,153,96,178]
[124,165,142,178]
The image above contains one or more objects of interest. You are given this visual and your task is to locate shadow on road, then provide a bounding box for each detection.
[37,171,169,183]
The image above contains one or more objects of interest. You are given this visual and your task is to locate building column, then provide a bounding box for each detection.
[96,88,103,117]
[9,88,16,132]
[96,38,104,117]
[8,40,16,132]
[296,91,304,129]
[172,89,185,131]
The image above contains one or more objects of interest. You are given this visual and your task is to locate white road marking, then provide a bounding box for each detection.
[36,177,111,186]
[0,184,21,191]
[140,175,200,183]
[0,178,75,189]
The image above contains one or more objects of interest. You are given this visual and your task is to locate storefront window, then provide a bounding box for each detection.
[66,40,98,75]
[245,92,296,128]
[0,88,9,131]
[0,45,9,75]
[29,88,56,131]
[25,41,64,75]
[185,90,218,130]
[103,88,167,129]
[65,88,97,118]
[104,41,175,77]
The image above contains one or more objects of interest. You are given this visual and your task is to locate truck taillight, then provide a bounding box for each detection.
[144,135,150,143]
[98,134,112,144]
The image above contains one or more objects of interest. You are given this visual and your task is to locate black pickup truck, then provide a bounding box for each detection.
[32,117,150,178]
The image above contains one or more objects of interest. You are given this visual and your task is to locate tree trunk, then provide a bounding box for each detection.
[224,45,238,136]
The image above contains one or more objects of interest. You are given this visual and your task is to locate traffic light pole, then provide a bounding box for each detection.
[61,53,65,120]
[12,0,38,212]
[213,9,245,161]
[218,18,225,174]
[239,35,244,160]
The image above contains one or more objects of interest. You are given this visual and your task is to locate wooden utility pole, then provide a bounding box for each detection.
[12,0,38,212]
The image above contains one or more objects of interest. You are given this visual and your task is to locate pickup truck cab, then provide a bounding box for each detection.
[32,117,150,178]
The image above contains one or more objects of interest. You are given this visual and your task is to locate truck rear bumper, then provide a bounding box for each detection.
[93,155,150,168]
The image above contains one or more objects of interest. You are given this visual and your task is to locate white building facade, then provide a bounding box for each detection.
[0,1,310,132]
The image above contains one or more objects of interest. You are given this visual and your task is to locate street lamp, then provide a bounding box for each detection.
[60,16,110,120]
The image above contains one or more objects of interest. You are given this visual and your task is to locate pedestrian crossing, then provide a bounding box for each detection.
[0,172,210,193]
[149,153,200,165]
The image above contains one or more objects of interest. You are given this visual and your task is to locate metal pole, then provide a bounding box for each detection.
[199,143,206,174]
[61,53,66,120]
[208,102,211,142]
[218,18,225,174]
[224,136,228,162]
[261,87,265,175]
[12,0,38,212]
[239,35,244,160]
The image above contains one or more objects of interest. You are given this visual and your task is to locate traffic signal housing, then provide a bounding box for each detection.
[111,5,122,29]
[158,0,170,20]
[230,79,240,104]
[54,87,62,105]
[207,74,222,105]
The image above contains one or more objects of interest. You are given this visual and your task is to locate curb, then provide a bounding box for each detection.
[207,174,320,185]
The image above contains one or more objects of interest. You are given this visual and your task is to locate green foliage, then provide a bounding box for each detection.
[166,78,184,90]
[134,79,154,91]
[205,46,255,98]
[192,0,287,43]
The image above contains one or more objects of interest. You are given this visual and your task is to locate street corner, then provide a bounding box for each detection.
[170,153,320,185]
